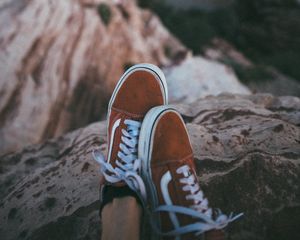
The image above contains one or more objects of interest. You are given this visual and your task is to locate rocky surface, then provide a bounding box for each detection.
[163,56,250,103]
[0,0,186,155]
[1,93,299,240]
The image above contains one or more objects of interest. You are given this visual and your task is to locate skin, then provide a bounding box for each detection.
[98,176,224,240]
[100,196,224,240]
[101,196,142,240]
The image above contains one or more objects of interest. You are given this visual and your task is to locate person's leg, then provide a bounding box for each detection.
[101,197,142,240]
[93,64,168,239]
[138,106,243,240]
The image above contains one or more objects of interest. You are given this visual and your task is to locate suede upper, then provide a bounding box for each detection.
[112,71,165,115]
[148,110,224,240]
[149,111,197,240]
[107,69,165,186]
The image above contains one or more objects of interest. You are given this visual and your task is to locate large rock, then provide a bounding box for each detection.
[0,0,186,155]
[164,56,250,103]
[0,93,299,240]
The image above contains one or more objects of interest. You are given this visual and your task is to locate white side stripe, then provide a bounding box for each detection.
[107,118,121,163]
[161,171,180,239]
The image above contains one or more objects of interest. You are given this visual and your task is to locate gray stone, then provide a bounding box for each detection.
[0,93,299,240]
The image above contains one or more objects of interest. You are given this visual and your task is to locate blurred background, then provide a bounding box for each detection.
[139,0,300,94]
[1,0,299,155]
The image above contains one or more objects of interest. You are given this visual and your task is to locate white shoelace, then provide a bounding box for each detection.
[155,165,243,236]
[93,119,146,201]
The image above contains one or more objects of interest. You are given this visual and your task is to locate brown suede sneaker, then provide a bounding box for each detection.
[139,106,243,240]
[93,64,168,199]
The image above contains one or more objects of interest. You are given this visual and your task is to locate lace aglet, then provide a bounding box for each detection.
[92,149,105,164]
[230,212,244,222]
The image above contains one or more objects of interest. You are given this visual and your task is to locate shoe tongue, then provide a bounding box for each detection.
[107,114,142,168]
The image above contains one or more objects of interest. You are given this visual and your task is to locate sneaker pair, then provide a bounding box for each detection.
[93,64,242,239]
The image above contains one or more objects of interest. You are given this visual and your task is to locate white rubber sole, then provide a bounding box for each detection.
[138,106,181,239]
[107,63,168,119]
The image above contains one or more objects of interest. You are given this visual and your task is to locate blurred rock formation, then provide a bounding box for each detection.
[0,0,256,155]
[164,56,250,103]
[204,38,300,97]
[0,0,186,154]
[139,0,300,85]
